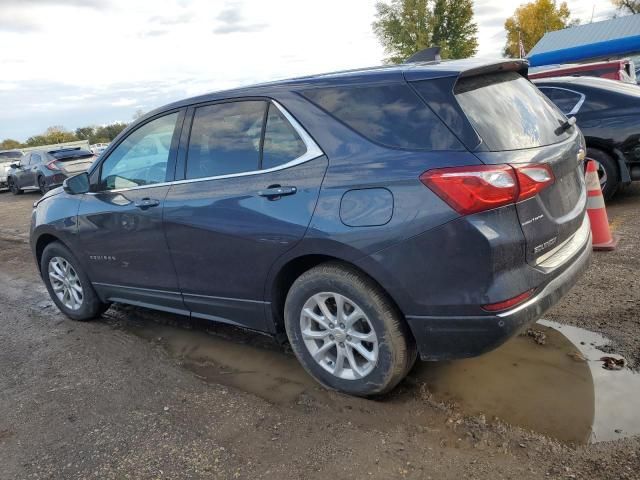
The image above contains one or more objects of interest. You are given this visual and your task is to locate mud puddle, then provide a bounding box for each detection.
[110,306,639,444]
[539,320,640,443]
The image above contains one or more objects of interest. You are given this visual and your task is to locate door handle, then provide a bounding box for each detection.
[258,185,297,200]
[135,198,160,209]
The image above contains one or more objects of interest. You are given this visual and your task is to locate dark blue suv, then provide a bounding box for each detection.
[30,59,591,396]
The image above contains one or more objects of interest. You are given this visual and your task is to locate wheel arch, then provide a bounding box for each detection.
[585,138,631,184]
[34,233,68,272]
[267,253,409,340]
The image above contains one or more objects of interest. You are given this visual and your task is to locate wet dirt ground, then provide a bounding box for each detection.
[1,187,639,479]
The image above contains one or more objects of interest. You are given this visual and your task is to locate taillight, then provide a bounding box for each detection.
[515,164,554,201]
[420,163,554,215]
[45,160,60,171]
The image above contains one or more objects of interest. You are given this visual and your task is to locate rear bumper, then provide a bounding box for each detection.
[406,230,591,361]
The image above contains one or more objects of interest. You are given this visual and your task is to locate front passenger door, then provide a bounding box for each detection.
[76,109,187,313]
[15,154,34,188]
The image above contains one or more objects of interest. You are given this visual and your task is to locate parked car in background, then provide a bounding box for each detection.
[30,59,591,396]
[529,59,636,84]
[90,143,110,155]
[0,149,23,190]
[534,76,640,199]
[8,148,95,194]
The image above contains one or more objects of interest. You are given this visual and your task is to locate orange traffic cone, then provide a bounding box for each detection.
[585,159,618,251]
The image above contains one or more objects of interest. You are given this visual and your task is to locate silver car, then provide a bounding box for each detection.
[0,150,23,189]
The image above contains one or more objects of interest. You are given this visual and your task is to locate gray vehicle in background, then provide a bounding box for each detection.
[7,148,95,194]
[0,150,24,190]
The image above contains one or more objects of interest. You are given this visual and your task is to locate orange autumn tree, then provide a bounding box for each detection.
[504,0,574,58]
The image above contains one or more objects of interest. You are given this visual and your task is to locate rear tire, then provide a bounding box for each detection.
[284,262,416,396]
[587,148,619,201]
[41,242,109,321]
[8,177,22,195]
[38,176,48,194]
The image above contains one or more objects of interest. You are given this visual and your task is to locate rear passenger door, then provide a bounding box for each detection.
[163,99,327,331]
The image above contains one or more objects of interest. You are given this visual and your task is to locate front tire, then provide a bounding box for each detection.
[8,177,22,195]
[284,262,416,396]
[41,242,109,321]
[587,148,619,201]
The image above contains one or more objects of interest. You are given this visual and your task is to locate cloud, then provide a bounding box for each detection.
[150,12,195,25]
[139,29,169,37]
[0,15,40,33]
[212,4,267,34]
[111,98,137,107]
[1,0,109,7]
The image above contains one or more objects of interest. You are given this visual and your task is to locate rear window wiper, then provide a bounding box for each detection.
[556,116,576,135]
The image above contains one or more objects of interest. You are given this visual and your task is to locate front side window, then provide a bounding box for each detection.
[539,87,584,115]
[30,154,41,165]
[186,101,265,180]
[99,112,179,190]
[262,104,306,169]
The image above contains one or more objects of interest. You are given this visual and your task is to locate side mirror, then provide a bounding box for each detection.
[63,172,90,195]
[9,163,19,169]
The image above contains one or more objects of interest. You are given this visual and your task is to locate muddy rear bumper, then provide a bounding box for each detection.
[406,231,592,361]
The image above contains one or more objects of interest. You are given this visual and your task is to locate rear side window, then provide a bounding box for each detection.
[302,84,462,150]
[262,103,306,169]
[186,101,265,179]
[538,87,584,115]
[454,72,571,151]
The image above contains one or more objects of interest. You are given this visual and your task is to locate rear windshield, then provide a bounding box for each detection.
[50,149,94,161]
[0,151,22,160]
[302,83,463,150]
[454,71,571,151]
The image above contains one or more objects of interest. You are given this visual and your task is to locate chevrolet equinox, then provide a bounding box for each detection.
[30,59,591,396]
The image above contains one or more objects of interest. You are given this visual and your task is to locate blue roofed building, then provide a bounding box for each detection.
[527,14,640,67]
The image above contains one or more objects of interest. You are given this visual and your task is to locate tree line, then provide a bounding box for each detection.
[0,123,129,151]
[374,0,632,64]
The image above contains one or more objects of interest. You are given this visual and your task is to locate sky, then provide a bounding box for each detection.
[0,0,619,142]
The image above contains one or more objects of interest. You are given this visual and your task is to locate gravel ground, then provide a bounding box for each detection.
[0,186,638,479]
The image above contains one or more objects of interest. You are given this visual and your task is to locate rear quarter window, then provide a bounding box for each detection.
[454,72,571,151]
[301,83,463,151]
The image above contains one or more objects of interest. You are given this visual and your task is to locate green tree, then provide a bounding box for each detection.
[0,139,22,150]
[504,0,572,58]
[373,0,478,63]
[611,0,640,14]
[43,126,77,144]
[431,0,478,59]
[75,126,96,141]
[373,0,432,64]
[24,135,48,147]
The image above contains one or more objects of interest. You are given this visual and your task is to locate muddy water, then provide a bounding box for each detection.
[539,320,640,443]
[111,306,638,444]
[409,324,595,443]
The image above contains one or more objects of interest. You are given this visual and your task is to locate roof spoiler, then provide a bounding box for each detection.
[458,59,529,78]
[404,46,442,64]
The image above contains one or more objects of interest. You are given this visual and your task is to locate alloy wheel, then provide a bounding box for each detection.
[594,159,607,190]
[299,292,379,380]
[48,256,84,311]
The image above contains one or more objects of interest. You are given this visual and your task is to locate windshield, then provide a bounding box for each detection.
[454,71,571,151]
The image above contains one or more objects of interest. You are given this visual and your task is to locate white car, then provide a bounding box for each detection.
[90,143,110,155]
[0,150,23,189]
